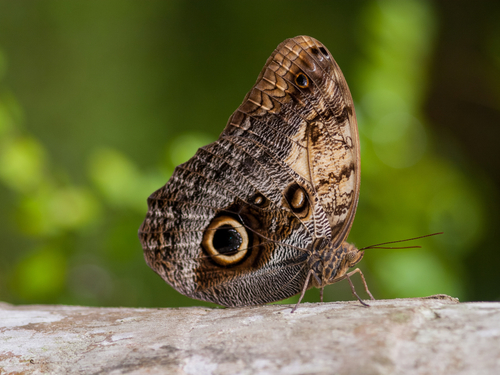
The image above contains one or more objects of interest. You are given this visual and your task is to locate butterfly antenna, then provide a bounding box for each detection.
[359,232,443,251]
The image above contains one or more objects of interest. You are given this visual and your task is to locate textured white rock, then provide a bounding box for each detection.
[0,296,499,375]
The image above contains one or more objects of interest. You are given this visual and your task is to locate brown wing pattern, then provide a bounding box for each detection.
[139,36,359,306]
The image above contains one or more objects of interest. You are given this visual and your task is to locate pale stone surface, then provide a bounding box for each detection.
[1,295,499,375]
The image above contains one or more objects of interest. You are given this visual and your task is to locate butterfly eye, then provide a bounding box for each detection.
[295,73,309,88]
[202,216,249,266]
[284,183,310,218]
[345,244,364,267]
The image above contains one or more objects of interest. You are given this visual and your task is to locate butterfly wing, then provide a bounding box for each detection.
[288,36,360,247]
[139,36,359,306]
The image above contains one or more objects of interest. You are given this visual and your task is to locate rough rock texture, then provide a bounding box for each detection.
[1,295,499,374]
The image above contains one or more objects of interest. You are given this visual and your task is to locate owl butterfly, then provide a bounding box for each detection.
[139,35,369,311]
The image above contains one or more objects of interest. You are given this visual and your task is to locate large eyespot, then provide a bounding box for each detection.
[283,183,310,218]
[295,73,309,88]
[202,216,249,266]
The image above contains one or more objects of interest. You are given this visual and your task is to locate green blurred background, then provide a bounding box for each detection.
[0,0,499,308]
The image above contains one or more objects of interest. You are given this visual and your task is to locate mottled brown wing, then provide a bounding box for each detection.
[261,36,360,247]
[139,35,359,306]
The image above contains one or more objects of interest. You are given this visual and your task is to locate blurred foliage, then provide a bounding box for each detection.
[0,0,498,308]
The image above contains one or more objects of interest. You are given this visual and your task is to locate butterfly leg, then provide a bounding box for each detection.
[320,287,324,303]
[291,268,315,313]
[347,267,375,300]
[346,271,370,307]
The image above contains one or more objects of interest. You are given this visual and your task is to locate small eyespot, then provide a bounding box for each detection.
[310,46,328,61]
[202,216,249,266]
[251,193,268,207]
[290,188,306,210]
[295,73,309,88]
[283,183,310,218]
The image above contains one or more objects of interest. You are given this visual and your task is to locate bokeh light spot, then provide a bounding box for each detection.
[12,247,67,301]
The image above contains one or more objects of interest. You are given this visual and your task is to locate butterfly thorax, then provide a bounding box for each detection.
[308,240,364,288]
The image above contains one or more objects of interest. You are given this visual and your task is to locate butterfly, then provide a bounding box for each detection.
[139,35,372,311]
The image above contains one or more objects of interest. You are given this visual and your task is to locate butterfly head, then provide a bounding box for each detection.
[322,242,364,285]
[343,242,365,269]
[307,240,364,288]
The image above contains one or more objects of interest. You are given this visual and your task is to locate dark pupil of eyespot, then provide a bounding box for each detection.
[296,74,307,87]
[213,224,242,255]
[319,47,327,55]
